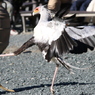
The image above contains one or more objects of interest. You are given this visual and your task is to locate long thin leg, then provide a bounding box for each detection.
[0,53,14,57]
[0,37,35,57]
[50,64,59,94]
[0,84,15,92]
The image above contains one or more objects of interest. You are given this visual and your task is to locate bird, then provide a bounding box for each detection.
[0,5,95,93]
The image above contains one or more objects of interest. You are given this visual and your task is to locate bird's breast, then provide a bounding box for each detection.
[34,23,64,44]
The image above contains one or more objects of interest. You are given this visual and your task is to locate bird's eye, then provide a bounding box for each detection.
[35,8,39,11]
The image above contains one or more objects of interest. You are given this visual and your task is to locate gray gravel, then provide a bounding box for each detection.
[0,32,95,95]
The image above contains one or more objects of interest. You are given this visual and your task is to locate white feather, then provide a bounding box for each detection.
[34,19,65,44]
[33,5,66,45]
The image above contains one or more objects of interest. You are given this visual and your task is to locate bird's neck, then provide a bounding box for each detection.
[39,12,51,22]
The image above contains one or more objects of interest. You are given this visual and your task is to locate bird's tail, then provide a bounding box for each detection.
[57,57,93,73]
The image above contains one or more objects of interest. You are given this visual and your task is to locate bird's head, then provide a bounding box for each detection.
[33,5,52,18]
[33,7,40,16]
[33,5,50,15]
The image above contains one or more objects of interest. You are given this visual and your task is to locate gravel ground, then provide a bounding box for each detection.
[0,32,95,95]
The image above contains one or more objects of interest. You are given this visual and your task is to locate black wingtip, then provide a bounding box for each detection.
[55,3,72,18]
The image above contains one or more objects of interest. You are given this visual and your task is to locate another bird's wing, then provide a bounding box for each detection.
[65,26,95,47]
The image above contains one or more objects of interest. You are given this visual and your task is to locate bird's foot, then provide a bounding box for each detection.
[4,88,15,92]
[0,53,15,57]
[0,84,15,92]
[50,86,55,95]
[69,69,75,74]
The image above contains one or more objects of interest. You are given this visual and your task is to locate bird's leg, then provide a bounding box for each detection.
[50,64,59,94]
[0,37,35,57]
[0,84,15,92]
[0,53,15,57]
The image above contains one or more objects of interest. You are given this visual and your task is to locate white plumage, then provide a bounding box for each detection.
[33,6,65,45]
[34,21,65,44]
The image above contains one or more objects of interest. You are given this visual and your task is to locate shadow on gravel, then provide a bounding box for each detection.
[0,82,95,94]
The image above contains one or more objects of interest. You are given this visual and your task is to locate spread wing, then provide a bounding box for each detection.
[65,26,95,47]
[45,29,77,62]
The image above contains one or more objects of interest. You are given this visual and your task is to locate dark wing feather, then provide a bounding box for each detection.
[65,26,95,47]
[55,3,72,18]
[45,30,77,62]
[14,37,35,55]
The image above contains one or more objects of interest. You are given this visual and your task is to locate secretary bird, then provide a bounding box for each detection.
[0,5,95,93]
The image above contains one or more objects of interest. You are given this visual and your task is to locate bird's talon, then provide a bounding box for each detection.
[70,70,75,74]
[0,84,15,92]
[50,87,55,94]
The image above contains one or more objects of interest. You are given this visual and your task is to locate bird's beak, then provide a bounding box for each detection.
[33,7,39,16]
